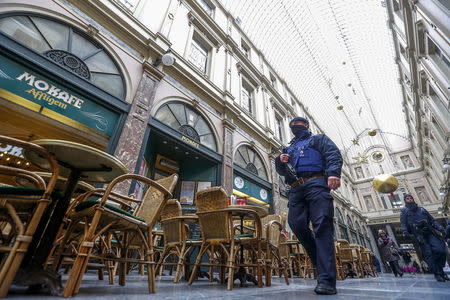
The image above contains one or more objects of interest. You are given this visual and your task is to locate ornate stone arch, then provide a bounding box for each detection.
[0,12,129,100]
[153,99,218,152]
[233,142,269,181]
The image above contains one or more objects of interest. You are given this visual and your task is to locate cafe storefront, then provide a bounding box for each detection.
[136,100,222,213]
[0,13,129,153]
[232,144,272,209]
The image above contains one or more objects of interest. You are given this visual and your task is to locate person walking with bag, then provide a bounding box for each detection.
[377,230,403,277]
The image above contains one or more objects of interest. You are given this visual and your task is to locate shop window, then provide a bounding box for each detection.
[0,14,126,99]
[189,33,210,74]
[154,101,217,151]
[240,78,254,113]
[196,0,215,17]
[234,145,268,181]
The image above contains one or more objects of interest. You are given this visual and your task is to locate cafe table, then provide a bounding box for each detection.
[14,171,94,195]
[228,204,268,287]
[21,140,128,276]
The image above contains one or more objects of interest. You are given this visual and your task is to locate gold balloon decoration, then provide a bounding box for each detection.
[372,174,399,193]
[368,129,377,136]
[337,105,344,110]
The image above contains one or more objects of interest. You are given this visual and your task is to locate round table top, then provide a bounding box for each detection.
[24,139,128,183]
[14,172,94,194]
[228,205,269,218]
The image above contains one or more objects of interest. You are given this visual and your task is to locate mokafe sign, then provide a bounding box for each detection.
[0,54,119,136]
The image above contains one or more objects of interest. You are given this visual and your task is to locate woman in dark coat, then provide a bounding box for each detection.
[377,230,403,277]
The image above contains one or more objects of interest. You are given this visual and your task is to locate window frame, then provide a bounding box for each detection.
[0,13,126,100]
[188,32,211,75]
[240,76,255,114]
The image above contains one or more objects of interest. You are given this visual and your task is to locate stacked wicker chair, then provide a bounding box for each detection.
[61,173,178,297]
[335,239,359,279]
[0,135,59,297]
[260,214,289,286]
[360,247,377,277]
[157,199,202,283]
[188,187,263,290]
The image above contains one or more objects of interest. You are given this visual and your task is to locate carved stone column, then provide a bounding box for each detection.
[221,119,235,195]
[269,152,281,214]
[113,63,164,195]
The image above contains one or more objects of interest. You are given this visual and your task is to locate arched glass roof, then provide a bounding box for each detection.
[220,0,409,157]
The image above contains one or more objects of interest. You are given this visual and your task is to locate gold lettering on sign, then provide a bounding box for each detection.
[25,88,68,109]
[181,136,199,148]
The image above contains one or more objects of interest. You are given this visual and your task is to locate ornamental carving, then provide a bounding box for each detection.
[44,50,91,80]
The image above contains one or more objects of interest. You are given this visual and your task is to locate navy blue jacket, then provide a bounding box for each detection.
[400,206,444,235]
[275,132,342,184]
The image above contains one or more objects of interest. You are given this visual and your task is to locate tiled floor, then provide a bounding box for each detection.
[7,272,450,299]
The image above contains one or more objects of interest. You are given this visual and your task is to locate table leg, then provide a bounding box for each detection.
[17,169,81,295]
[233,215,258,287]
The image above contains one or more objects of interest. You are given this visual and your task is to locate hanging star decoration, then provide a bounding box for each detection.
[351,138,360,145]
[352,152,368,164]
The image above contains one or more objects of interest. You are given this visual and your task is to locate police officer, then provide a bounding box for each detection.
[400,194,449,282]
[275,117,342,295]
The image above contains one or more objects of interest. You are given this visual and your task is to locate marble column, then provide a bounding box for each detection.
[221,119,235,195]
[368,226,386,272]
[113,62,164,195]
[269,153,281,214]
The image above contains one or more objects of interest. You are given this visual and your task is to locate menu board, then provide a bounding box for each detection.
[180,181,196,205]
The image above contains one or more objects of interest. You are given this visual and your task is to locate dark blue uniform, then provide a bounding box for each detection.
[400,204,446,277]
[276,131,342,288]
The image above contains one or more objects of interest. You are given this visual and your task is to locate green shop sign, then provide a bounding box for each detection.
[0,54,119,136]
[233,174,271,206]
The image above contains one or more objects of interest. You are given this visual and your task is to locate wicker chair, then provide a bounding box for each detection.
[349,243,363,277]
[360,247,377,277]
[188,187,263,290]
[260,214,289,286]
[335,239,359,278]
[0,135,59,297]
[50,188,140,283]
[62,173,178,297]
[156,199,201,283]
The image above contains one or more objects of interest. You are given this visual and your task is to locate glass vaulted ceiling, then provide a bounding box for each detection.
[220,0,409,159]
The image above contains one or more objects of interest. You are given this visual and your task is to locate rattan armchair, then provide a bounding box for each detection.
[335,239,359,279]
[0,135,59,297]
[188,187,263,290]
[156,199,201,283]
[62,173,178,297]
[260,215,289,286]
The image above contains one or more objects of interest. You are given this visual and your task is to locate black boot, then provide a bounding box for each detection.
[434,274,445,282]
[314,283,337,295]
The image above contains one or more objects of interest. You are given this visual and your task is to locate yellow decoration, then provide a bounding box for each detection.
[337,105,344,110]
[368,129,377,136]
[372,174,399,193]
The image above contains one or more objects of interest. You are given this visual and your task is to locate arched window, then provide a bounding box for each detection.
[335,208,348,241]
[234,145,268,181]
[154,101,217,151]
[0,14,125,99]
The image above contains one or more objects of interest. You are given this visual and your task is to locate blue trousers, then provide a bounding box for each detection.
[288,178,336,286]
[418,233,446,275]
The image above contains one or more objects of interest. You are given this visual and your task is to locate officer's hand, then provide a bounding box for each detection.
[328,176,340,190]
[280,154,290,163]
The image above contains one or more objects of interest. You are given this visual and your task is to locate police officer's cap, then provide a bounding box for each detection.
[289,116,309,127]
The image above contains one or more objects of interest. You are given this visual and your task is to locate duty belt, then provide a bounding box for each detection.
[290,175,324,188]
